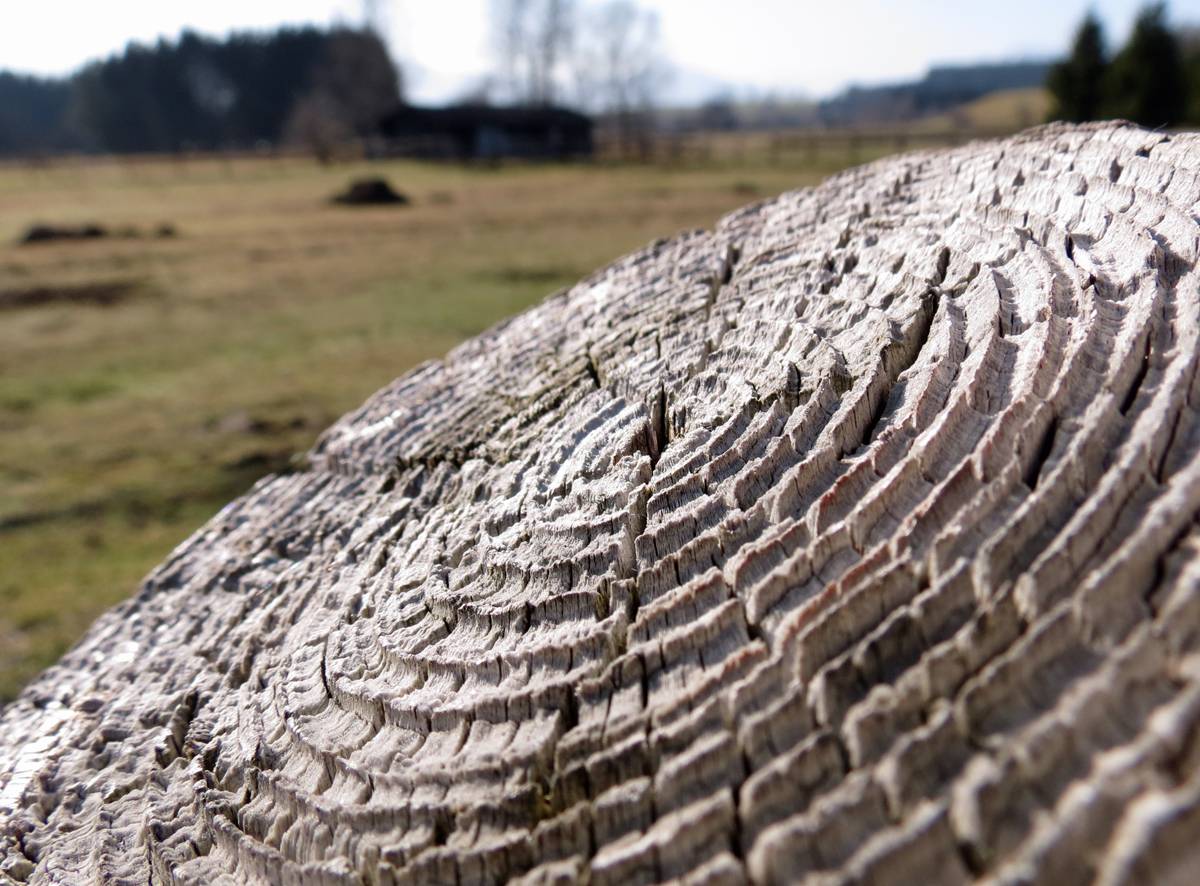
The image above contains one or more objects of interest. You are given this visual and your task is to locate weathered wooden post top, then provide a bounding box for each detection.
[4,122,1200,885]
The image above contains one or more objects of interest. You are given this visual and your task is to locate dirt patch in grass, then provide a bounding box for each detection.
[332,178,409,205]
[20,222,177,244]
[0,279,145,310]
[20,223,108,244]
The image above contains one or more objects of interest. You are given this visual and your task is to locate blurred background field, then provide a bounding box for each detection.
[0,149,878,701]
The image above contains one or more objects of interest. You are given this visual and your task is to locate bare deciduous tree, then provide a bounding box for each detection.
[488,0,667,157]
[492,0,575,106]
[282,92,351,163]
[573,0,667,157]
[283,28,403,161]
[362,0,388,36]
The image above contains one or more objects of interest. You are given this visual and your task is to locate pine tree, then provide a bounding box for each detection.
[1182,27,1200,124]
[1047,13,1108,122]
[1104,3,1185,127]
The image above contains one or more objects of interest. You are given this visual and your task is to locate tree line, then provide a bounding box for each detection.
[24,1,1198,161]
[0,26,401,156]
[1049,2,1200,127]
[0,3,664,159]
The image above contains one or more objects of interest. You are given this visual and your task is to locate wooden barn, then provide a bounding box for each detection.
[378,105,593,160]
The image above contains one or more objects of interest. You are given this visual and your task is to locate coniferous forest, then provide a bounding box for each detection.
[0,27,401,156]
[1048,3,1200,128]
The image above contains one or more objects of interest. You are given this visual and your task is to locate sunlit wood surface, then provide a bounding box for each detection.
[4,122,1200,885]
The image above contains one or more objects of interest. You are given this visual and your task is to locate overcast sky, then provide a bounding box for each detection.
[5,1,1200,104]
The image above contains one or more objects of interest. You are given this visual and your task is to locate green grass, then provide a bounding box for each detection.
[0,148,874,702]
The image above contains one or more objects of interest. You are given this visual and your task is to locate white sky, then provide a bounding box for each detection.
[4,1,1200,104]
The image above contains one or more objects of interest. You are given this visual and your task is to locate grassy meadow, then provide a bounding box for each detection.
[0,142,910,701]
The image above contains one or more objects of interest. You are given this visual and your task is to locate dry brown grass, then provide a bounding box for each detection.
[909,86,1052,132]
[0,149,867,701]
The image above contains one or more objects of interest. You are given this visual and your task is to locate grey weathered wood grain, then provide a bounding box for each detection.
[5,121,1200,885]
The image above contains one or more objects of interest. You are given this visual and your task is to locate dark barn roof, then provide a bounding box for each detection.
[379,105,593,159]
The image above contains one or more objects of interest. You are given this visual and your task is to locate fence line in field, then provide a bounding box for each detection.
[1,126,1030,172]
[591,126,1023,165]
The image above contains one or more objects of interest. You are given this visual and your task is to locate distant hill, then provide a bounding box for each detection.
[819,62,1052,127]
[936,87,1052,131]
[654,62,1051,135]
